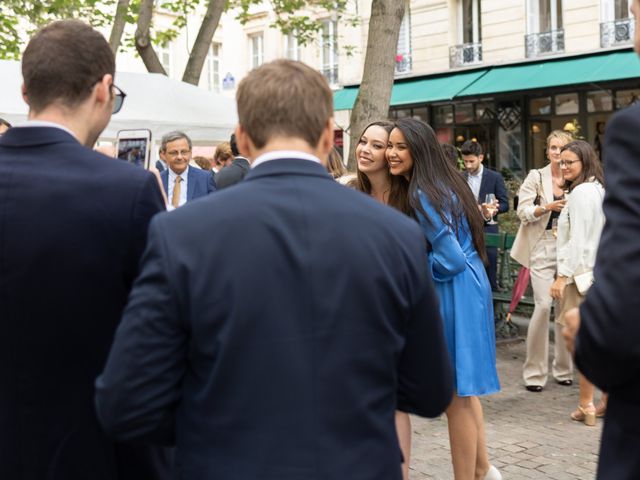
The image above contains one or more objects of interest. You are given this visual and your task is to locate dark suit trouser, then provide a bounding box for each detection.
[597,395,640,479]
[484,224,499,291]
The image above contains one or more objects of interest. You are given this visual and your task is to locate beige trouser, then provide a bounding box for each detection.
[523,231,574,386]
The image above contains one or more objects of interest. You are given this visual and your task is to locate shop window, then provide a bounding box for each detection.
[435,105,454,124]
[396,109,411,119]
[587,90,613,112]
[530,97,552,115]
[412,107,428,121]
[475,102,495,121]
[555,93,579,115]
[615,89,640,109]
[455,103,474,124]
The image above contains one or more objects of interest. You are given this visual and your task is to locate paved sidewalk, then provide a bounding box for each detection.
[409,338,604,479]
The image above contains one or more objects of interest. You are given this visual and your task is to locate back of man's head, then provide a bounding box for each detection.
[236,60,333,149]
[22,20,115,113]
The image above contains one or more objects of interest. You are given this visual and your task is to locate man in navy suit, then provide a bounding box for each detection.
[96,59,453,480]
[563,2,640,477]
[0,21,169,479]
[159,131,215,208]
[462,140,509,290]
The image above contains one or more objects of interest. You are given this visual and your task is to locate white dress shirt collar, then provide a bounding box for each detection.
[251,150,322,169]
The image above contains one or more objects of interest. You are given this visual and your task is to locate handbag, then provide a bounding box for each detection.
[573,270,594,295]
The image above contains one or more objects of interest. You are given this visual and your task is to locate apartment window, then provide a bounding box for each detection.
[601,0,634,47]
[395,7,412,74]
[158,45,171,77]
[450,0,482,67]
[458,0,482,45]
[320,19,338,85]
[205,43,221,93]
[249,33,264,69]
[284,32,300,60]
[526,0,564,56]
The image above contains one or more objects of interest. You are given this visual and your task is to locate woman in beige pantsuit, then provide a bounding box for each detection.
[511,130,574,392]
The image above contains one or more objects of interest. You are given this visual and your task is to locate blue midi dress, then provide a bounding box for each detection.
[416,191,500,397]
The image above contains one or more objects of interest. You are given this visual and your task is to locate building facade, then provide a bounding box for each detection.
[115,0,638,172]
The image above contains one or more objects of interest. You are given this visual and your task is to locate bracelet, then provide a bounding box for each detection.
[540,205,547,214]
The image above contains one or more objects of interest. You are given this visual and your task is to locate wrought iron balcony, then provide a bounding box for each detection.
[395,53,412,75]
[601,18,635,48]
[525,29,564,58]
[322,67,339,86]
[449,42,483,68]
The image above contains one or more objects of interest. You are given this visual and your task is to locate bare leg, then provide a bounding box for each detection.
[470,397,491,480]
[446,395,478,480]
[578,372,596,408]
[395,411,411,480]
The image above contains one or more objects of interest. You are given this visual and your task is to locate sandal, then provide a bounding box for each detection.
[571,403,596,426]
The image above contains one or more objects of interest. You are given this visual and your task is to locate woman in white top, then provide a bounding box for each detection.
[550,140,606,426]
[511,130,574,392]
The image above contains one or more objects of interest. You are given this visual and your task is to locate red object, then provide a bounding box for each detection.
[508,267,531,316]
[395,54,404,63]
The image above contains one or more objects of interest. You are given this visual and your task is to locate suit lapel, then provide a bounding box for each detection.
[478,168,490,202]
[161,170,169,195]
[187,168,195,200]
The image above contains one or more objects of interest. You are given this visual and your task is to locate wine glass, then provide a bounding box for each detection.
[552,218,558,239]
[485,193,498,225]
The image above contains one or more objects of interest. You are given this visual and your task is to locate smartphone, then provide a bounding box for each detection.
[116,129,151,169]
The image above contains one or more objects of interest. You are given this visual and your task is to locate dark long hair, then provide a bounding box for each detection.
[561,140,605,191]
[393,118,487,263]
[352,121,412,216]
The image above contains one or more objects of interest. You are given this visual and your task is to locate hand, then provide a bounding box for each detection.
[550,276,567,299]
[545,199,566,212]
[481,203,497,219]
[562,308,581,355]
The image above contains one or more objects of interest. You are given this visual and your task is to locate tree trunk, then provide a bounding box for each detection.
[109,0,131,55]
[346,0,405,171]
[182,0,226,85]
[135,0,166,75]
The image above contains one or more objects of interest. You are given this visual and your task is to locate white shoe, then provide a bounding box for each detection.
[485,465,502,480]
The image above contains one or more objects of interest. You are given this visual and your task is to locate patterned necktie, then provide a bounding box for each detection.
[172,176,182,208]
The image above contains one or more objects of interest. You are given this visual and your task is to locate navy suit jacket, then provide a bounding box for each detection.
[576,103,640,479]
[160,165,215,203]
[467,167,509,233]
[0,127,170,479]
[96,158,453,480]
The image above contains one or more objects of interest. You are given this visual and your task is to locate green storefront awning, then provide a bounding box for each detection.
[333,50,640,111]
[334,69,488,111]
[456,50,640,97]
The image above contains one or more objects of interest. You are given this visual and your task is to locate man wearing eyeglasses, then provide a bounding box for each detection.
[159,131,216,208]
[0,20,169,480]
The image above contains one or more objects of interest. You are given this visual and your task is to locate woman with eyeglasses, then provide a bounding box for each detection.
[511,130,574,393]
[388,118,501,480]
[549,140,606,426]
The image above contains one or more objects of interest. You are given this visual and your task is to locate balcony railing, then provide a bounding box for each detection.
[449,42,483,68]
[322,67,339,86]
[395,53,412,75]
[525,29,565,58]
[601,18,635,48]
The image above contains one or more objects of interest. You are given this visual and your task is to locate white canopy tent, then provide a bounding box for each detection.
[0,60,237,147]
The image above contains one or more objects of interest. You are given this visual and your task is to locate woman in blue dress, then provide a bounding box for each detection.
[388,118,501,480]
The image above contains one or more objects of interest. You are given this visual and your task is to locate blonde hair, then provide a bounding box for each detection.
[214,142,233,164]
[326,147,346,179]
[236,60,333,149]
[546,129,573,149]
